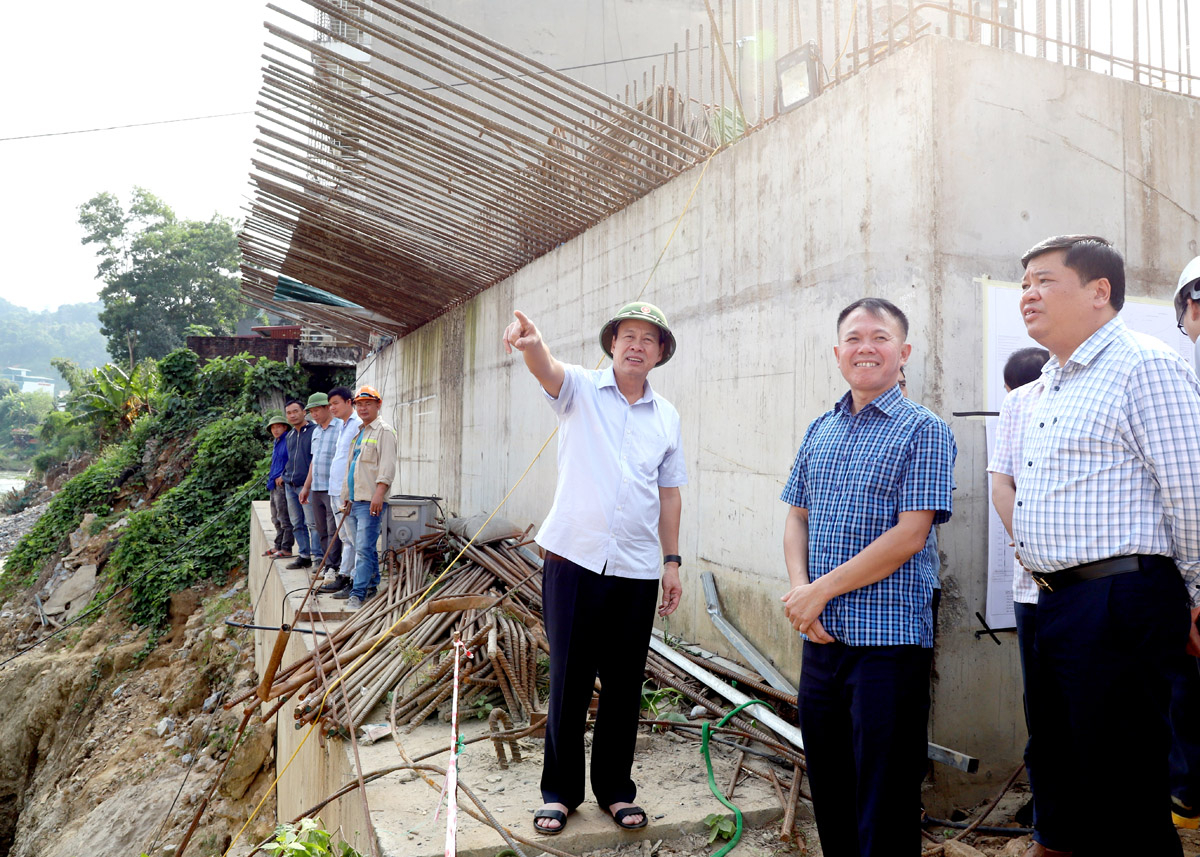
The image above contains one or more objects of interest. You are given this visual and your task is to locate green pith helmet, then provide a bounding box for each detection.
[264,411,288,430]
[305,392,330,409]
[599,301,676,366]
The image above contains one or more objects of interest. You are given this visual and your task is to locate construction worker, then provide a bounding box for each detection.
[503,302,686,836]
[263,411,294,558]
[335,385,397,610]
[780,297,955,856]
[283,398,320,568]
[1169,255,1200,830]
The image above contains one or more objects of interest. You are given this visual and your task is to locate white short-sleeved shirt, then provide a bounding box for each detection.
[987,380,1044,604]
[535,364,687,579]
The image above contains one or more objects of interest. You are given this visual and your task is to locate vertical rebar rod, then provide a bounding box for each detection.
[757,0,765,125]
[1177,0,1184,91]
[1133,0,1141,85]
[1109,0,1115,76]
[1158,0,1166,86]
[773,0,780,116]
[673,42,680,125]
[866,0,876,62]
[887,0,895,55]
[1036,0,1046,59]
[833,0,841,83]
[1185,0,1193,95]
[852,0,861,72]
[1055,0,1064,63]
[717,0,727,125]
[685,29,691,115]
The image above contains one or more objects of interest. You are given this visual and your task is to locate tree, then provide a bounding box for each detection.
[78,188,244,364]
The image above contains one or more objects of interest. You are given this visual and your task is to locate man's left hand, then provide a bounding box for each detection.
[782,581,829,637]
[659,565,681,617]
[1188,605,1200,658]
[370,485,387,516]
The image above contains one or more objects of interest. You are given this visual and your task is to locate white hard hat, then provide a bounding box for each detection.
[1174,256,1200,320]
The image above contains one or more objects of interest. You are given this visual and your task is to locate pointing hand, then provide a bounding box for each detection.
[503,310,541,354]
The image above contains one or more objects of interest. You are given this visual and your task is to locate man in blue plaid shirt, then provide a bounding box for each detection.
[780,297,955,856]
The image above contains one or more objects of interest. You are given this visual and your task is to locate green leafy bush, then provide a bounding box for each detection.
[243,357,308,409]
[263,818,364,857]
[158,347,201,396]
[2,443,135,593]
[107,413,269,629]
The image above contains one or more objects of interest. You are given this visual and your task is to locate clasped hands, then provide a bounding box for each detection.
[781,581,835,644]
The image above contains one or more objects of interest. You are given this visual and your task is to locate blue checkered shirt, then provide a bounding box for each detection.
[1012,317,1200,603]
[781,386,956,647]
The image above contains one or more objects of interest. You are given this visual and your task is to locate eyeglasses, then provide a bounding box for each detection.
[1177,298,1189,334]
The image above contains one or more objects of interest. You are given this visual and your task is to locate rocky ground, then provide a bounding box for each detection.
[0,501,48,558]
[0,506,277,857]
[1,496,1195,857]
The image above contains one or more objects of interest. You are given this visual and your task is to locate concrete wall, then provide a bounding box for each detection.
[356,35,1200,801]
[249,503,374,854]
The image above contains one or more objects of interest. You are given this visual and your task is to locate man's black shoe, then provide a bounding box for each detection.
[319,575,351,595]
[286,557,312,569]
[365,588,378,601]
[331,587,354,600]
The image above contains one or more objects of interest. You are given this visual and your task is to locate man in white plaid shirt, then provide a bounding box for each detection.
[987,346,1050,845]
[1012,235,1200,857]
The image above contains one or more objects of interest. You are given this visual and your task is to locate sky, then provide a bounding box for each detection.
[0,1,304,312]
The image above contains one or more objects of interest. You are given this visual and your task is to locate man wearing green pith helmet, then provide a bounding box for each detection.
[503,301,687,837]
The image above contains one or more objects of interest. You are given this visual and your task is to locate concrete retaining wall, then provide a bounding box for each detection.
[352,35,1200,801]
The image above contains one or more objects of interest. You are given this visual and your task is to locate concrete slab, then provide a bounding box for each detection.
[249,507,794,855]
[44,563,97,618]
[354,710,786,857]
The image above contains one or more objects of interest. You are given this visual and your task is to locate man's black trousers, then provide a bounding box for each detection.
[798,640,930,857]
[1031,561,1190,856]
[540,553,659,811]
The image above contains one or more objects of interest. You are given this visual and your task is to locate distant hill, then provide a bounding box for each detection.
[0,298,108,388]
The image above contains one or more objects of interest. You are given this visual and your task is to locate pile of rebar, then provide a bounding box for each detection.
[231,531,548,737]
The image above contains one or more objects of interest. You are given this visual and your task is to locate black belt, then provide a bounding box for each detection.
[1030,554,1175,593]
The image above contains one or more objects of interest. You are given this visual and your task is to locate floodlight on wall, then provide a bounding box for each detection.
[776,41,820,113]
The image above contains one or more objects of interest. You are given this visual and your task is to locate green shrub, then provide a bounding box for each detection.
[158,347,201,396]
[107,413,270,629]
[2,442,135,594]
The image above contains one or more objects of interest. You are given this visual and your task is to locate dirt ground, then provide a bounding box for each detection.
[0,573,279,857]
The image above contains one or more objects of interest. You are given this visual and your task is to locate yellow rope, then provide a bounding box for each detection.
[224,138,723,857]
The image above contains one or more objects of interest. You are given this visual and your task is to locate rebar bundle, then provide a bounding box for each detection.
[229,531,548,737]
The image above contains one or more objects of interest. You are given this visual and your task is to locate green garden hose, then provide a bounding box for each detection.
[701,699,774,856]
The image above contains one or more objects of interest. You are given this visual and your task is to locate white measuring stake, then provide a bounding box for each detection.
[443,637,468,857]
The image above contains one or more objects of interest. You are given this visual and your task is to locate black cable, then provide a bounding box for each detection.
[922,816,1033,837]
[1,43,733,144]
[225,619,327,636]
[0,481,261,671]
[0,111,252,143]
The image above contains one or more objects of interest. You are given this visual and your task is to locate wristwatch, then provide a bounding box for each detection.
[663,554,682,566]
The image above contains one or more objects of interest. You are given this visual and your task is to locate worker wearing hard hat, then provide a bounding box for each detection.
[1169,255,1200,831]
[1175,256,1200,366]
[504,301,686,837]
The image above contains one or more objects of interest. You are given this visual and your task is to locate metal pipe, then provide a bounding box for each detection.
[700,570,798,695]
